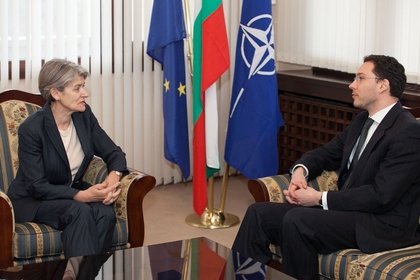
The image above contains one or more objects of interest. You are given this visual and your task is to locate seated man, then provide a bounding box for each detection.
[232,55,420,279]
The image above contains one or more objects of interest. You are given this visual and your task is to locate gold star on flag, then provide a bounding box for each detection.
[178,82,186,97]
[164,79,170,92]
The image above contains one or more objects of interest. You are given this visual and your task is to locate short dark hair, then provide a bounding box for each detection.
[363,55,406,99]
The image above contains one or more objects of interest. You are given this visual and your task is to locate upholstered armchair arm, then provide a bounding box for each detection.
[115,170,156,247]
[82,157,156,247]
[248,170,339,203]
[0,190,15,268]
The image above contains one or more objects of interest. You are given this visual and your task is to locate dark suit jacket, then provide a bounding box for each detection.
[8,102,128,222]
[295,101,420,253]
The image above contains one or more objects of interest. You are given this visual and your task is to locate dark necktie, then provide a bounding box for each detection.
[342,117,374,189]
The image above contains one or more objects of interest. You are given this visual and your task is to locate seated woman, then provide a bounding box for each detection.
[8,59,128,278]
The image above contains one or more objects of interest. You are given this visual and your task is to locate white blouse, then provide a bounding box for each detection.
[59,119,85,183]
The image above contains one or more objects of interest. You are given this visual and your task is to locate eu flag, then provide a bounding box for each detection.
[147,0,190,179]
[224,0,284,179]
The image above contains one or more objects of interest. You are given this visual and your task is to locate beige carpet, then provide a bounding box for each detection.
[142,175,255,249]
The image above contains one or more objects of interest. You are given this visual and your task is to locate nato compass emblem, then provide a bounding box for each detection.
[230,14,275,117]
[240,14,276,79]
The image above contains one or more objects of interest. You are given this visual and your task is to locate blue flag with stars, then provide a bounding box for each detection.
[147,0,190,179]
[224,0,284,179]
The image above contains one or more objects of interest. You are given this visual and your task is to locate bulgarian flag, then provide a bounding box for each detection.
[192,0,229,215]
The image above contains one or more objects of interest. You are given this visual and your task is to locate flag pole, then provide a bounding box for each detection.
[183,0,239,229]
[208,176,214,218]
[181,239,191,280]
[218,162,230,213]
[182,0,193,81]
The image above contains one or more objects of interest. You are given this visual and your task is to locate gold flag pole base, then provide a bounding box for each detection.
[186,164,240,229]
[185,208,240,229]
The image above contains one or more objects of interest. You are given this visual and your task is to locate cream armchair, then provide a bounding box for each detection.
[0,89,156,268]
[248,171,420,279]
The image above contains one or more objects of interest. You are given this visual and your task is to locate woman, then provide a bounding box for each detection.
[8,58,127,260]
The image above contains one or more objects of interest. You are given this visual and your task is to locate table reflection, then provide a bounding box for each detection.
[0,237,293,280]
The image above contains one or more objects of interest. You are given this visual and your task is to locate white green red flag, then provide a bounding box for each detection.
[192,0,230,215]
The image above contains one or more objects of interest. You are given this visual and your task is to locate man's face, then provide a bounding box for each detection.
[349,61,381,112]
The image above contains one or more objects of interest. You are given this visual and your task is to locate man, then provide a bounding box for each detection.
[232,55,420,279]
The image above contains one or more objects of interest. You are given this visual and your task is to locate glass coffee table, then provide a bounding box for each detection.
[0,237,294,279]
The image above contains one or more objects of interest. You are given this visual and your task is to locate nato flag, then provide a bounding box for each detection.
[224,0,284,179]
[147,0,190,179]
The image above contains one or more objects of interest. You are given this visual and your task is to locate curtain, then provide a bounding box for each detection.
[0,0,242,186]
[274,0,420,84]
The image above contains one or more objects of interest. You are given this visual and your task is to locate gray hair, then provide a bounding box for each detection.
[38,59,90,102]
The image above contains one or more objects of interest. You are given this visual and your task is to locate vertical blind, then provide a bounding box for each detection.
[0,1,241,275]
[0,0,242,186]
[274,0,420,84]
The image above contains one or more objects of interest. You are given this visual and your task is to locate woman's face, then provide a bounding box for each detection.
[54,75,89,113]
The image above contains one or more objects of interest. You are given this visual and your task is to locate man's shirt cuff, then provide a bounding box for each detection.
[321,191,328,210]
[290,164,309,181]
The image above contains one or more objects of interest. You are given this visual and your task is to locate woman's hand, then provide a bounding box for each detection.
[102,172,122,205]
[73,181,120,204]
[102,181,121,205]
